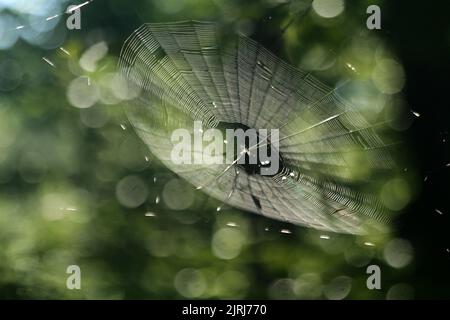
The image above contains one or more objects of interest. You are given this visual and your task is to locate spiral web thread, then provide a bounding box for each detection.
[119,21,400,234]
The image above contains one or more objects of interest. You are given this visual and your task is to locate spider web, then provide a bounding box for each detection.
[118,21,400,234]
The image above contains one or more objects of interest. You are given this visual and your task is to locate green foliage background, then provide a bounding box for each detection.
[0,0,444,299]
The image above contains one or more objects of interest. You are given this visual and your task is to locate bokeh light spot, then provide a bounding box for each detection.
[116,175,149,208]
[312,0,345,18]
[324,276,352,300]
[386,283,414,300]
[383,238,413,268]
[162,178,195,210]
[67,76,99,109]
[372,59,405,94]
[174,268,207,298]
[212,228,245,260]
